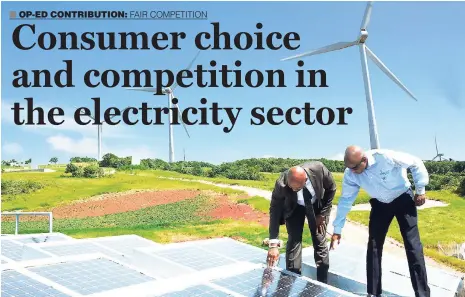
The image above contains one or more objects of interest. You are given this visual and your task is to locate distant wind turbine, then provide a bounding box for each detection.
[432,135,445,161]
[127,51,200,163]
[76,106,131,161]
[280,1,418,149]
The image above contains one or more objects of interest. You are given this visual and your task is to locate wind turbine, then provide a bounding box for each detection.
[76,106,131,161]
[127,51,200,163]
[280,1,418,149]
[432,135,445,161]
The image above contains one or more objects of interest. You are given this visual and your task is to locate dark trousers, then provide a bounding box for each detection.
[367,192,430,297]
[285,204,329,283]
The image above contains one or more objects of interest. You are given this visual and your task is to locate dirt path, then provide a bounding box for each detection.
[159,176,461,275]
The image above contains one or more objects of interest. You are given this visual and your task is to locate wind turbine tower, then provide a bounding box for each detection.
[77,107,131,161]
[127,51,200,163]
[281,1,418,149]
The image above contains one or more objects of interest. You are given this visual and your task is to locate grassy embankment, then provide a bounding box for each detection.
[0,169,311,250]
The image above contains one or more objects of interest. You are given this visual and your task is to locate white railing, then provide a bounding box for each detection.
[1,212,53,235]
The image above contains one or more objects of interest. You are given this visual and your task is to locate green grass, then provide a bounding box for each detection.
[1,193,312,250]
[347,190,465,272]
[135,169,371,205]
[1,169,245,211]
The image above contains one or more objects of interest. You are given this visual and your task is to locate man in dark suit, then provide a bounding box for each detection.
[266,161,337,284]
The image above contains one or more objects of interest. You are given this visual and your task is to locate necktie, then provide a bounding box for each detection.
[303,187,317,233]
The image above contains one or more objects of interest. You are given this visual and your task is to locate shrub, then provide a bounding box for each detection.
[83,165,104,178]
[1,180,45,195]
[65,163,83,177]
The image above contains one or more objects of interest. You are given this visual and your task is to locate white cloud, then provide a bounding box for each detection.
[2,142,24,155]
[46,135,97,155]
[2,101,134,139]
[261,155,275,158]
[327,153,344,161]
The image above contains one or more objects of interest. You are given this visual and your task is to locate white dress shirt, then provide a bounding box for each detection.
[333,149,429,234]
[296,178,317,206]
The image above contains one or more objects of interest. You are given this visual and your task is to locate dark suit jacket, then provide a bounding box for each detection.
[268,161,336,240]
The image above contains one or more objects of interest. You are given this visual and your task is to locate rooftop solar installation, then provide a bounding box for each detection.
[300,241,463,297]
[1,232,463,297]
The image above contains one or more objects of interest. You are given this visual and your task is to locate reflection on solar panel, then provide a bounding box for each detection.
[198,238,267,264]
[1,239,52,261]
[212,267,354,297]
[152,246,237,271]
[29,258,155,295]
[155,284,232,297]
[1,270,70,297]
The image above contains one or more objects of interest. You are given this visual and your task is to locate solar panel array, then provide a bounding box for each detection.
[1,233,462,297]
[299,241,463,297]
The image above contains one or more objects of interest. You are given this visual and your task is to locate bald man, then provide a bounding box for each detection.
[267,161,336,283]
[331,146,430,297]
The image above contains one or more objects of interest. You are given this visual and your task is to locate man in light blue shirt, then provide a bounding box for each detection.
[330,145,430,297]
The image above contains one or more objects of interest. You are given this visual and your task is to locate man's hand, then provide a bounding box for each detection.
[414,194,426,206]
[267,247,280,267]
[330,234,341,250]
[316,215,326,235]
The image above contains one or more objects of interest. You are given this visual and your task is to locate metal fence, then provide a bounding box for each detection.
[1,212,53,235]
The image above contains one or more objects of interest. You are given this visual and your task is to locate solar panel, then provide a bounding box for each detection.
[28,258,155,295]
[151,246,237,271]
[1,269,70,297]
[153,284,233,296]
[301,243,461,297]
[89,235,161,255]
[39,241,123,259]
[1,239,52,261]
[211,267,356,296]
[197,238,267,264]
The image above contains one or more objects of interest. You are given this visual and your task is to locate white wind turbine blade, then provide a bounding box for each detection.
[435,135,439,155]
[126,87,165,94]
[74,105,95,120]
[171,50,201,91]
[173,102,191,138]
[280,40,359,61]
[365,46,418,101]
[360,1,374,30]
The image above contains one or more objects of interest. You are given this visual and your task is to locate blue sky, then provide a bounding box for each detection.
[2,1,465,165]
